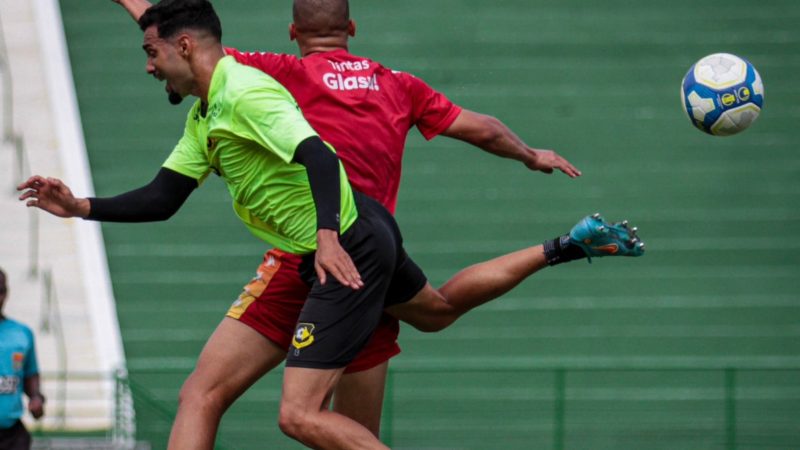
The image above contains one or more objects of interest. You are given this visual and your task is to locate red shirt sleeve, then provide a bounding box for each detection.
[405,73,462,140]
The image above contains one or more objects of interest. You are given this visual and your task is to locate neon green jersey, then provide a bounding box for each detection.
[163,56,357,254]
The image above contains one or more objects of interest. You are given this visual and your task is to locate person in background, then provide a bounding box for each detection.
[0,268,45,450]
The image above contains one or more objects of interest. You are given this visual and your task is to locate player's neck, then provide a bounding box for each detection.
[298,38,348,57]
[192,47,226,102]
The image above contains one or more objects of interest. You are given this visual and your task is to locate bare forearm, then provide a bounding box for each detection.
[444,111,537,165]
[477,116,537,165]
[24,375,42,399]
[24,375,45,419]
[441,109,580,177]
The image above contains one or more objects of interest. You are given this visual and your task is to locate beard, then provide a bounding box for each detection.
[168,91,184,105]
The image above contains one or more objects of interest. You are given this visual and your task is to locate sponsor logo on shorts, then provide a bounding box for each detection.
[292,323,316,350]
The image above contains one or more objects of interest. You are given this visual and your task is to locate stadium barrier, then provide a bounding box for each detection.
[31,369,142,450]
[381,362,800,449]
[120,362,800,450]
[38,269,67,427]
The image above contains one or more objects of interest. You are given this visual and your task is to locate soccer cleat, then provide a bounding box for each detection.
[569,213,645,262]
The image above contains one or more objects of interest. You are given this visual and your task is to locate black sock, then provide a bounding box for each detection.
[543,235,587,266]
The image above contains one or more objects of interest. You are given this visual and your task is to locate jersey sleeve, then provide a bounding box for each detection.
[163,105,213,183]
[406,73,462,140]
[23,327,39,377]
[229,85,319,163]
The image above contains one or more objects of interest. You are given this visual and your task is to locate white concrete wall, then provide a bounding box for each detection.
[0,0,126,431]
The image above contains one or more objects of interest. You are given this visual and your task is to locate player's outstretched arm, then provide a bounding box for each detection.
[18,168,196,222]
[441,109,582,178]
[17,175,90,218]
[111,0,152,22]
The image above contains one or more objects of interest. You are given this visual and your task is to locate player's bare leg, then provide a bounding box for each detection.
[168,318,287,450]
[386,245,547,331]
[280,367,389,449]
[332,361,389,437]
[387,214,644,332]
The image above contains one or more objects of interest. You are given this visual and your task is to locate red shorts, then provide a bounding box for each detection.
[226,249,401,373]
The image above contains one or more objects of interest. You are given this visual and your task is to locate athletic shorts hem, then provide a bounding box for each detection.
[398,274,428,306]
[344,345,400,374]
[285,359,353,370]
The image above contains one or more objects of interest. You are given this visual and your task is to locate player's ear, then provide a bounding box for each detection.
[348,20,356,37]
[289,23,297,41]
[177,34,192,58]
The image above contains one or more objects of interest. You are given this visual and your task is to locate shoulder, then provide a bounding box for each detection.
[222,59,288,98]
[388,68,425,86]
[366,57,411,78]
[225,47,299,71]
[213,61,292,117]
[1,319,33,340]
[3,318,30,331]
[371,62,428,93]
[331,52,423,92]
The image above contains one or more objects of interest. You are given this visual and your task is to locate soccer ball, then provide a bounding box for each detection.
[681,53,764,136]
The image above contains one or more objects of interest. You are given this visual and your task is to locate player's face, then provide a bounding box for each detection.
[142,26,193,103]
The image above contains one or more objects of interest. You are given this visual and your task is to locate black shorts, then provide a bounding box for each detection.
[0,420,31,450]
[286,192,427,370]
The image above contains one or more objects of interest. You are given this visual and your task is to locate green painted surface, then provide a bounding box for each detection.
[59,0,800,448]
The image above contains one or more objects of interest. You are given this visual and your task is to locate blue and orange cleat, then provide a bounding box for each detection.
[570,213,645,261]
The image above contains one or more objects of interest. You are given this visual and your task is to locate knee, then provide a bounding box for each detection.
[393,289,459,333]
[278,403,315,440]
[177,378,229,416]
[409,295,457,332]
[411,314,455,333]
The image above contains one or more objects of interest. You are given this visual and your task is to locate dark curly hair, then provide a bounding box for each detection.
[138,0,222,41]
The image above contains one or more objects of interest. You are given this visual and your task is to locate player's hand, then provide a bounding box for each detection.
[110,0,151,21]
[28,394,44,419]
[314,229,363,290]
[526,148,582,178]
[17,176,90,218]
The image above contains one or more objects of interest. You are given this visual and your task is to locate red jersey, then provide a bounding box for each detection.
[226,48,462,214]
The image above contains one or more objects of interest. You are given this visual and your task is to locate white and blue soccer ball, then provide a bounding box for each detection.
[681,53,764,136]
